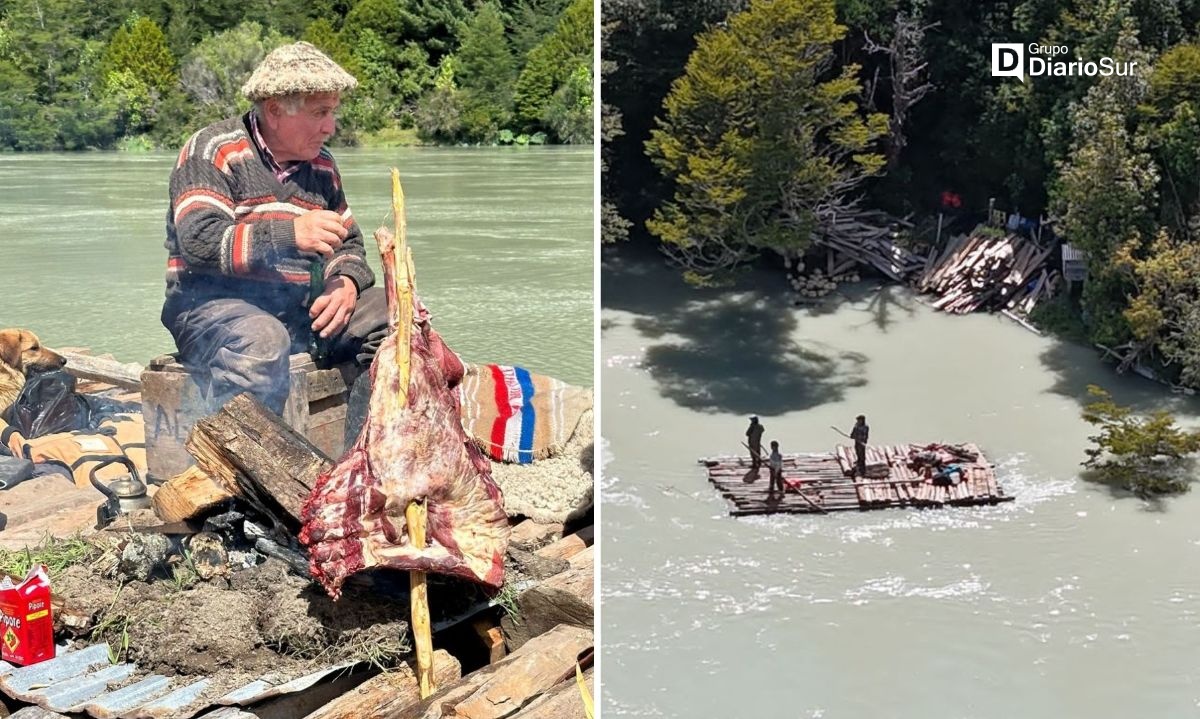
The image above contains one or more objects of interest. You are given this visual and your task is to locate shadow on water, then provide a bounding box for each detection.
[602,244,867,415]
[1038,341,1200,415]
[829,282,919,333]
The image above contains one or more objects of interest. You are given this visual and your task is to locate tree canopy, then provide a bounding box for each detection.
[0,0,594,149]
[603,0,1200,390]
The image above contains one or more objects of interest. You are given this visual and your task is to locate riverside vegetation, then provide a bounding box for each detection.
[604,0,1200,389]
[0,0,592,150]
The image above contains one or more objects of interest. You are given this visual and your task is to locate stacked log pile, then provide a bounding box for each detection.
[917,233,1060,316]
[818,233,926,281]
[812,208,924,281]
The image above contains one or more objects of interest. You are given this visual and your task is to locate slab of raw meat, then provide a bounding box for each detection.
[300,229,509,599]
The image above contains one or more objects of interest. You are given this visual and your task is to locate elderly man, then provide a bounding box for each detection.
[160,42,390,415]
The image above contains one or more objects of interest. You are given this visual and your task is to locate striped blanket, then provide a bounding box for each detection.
[458,363,591,464]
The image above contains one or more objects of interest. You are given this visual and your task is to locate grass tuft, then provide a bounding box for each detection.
[0,534,99,578]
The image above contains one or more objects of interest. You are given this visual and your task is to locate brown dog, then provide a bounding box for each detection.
[0,329,67,415]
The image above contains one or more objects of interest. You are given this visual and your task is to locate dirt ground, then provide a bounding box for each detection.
[51,546,415,688]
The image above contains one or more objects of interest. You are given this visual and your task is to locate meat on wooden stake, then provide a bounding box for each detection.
[300,226,509,599]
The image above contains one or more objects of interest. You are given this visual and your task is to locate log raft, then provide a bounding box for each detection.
[702,443,1012,516]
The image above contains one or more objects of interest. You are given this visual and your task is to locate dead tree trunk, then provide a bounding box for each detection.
[864,13,937,169]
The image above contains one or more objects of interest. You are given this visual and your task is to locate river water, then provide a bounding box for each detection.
[600,245,1200,718]
[0,147,593,386]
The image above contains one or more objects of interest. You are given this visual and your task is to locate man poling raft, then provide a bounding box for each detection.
[831,415,872,478]
[745,415,764,472]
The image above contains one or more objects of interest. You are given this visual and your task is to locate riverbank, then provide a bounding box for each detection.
[600,244,1200,717]
[81,126,583,153]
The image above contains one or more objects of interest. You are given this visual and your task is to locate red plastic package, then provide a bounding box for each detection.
[0,565,55,666]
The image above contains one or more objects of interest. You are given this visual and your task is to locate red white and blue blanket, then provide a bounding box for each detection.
[457,363,590,464]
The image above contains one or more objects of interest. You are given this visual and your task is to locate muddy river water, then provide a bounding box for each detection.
[601,246,1200,718]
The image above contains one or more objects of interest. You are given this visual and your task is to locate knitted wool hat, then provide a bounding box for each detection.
[241,42,358,101]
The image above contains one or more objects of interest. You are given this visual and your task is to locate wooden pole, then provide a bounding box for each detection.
[391,168,435,699]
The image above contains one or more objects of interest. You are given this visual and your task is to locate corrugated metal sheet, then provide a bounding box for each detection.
[0,644,354,719]
[1061,243,1086,262]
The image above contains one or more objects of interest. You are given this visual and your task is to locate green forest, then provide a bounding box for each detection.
[0,0,593,151]
[604,0,1200,391]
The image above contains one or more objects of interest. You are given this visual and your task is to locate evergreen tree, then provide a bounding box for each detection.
[456,1,516,140]
[414,55,464,142]
[102,16,177,93]
[1053,25,1156,347]
[508,0,569,60]
[512,0,590,130]
[302,17,360,78]
[601,18,631,242]
[645,0,887,284]
[178,21,284,123]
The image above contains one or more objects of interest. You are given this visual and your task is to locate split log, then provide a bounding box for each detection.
[533,525,593,562]
[300,650,462,719]
[509,669,592,719]
[502,547,593,651]
[188,393,333,530]
[394,624,592,719]
[151,466,236,523]
[185,428,242,497]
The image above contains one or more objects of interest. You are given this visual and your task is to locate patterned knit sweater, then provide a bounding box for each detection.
[163,114,374,315]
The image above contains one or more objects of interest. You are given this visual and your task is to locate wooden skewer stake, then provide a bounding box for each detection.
[391,168,435,699]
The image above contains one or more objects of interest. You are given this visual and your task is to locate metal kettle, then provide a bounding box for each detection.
[90,456,153,529]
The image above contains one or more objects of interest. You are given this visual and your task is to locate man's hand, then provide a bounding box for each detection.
[294,210,348,257]
[310,275,357,338]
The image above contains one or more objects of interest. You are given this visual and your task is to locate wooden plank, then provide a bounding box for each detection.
[56,349,143,390]
[401,625,592,719]
[307,369,348,401]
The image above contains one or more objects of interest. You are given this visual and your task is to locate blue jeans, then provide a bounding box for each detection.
[164,286,387,415]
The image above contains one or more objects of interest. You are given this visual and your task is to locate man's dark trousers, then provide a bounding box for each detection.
[165,286,387,415]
